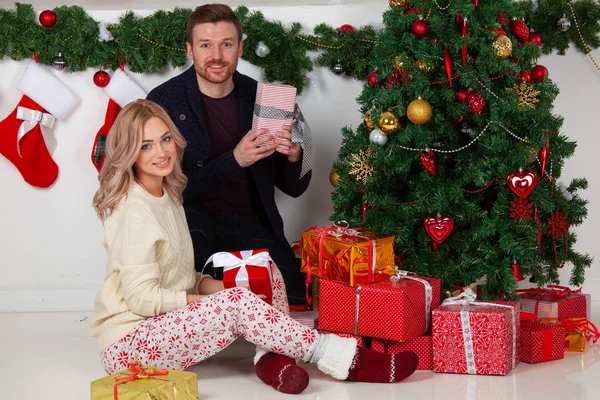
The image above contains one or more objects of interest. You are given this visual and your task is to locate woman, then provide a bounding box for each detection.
[89,99,418,395]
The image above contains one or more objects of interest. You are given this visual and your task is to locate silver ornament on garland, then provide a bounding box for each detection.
[51,52,68,71]
[557,15,571,32]
[369,128,389,145]
[255,41,270,57]
[331,60,346,76]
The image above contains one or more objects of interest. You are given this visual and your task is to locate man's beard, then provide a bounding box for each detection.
[197,60,236,84]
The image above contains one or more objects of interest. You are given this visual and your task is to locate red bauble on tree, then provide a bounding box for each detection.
[424,215,454,251]
[412,19,430,39]
[420,150,437,176]
[456,88,469,102]
[511,19,530,44]
[93,70,111,88]
[506,170,538,198]
[517,70,531,82]
[467,91,485,114]
[530,65,549,82]
[529,32,542,46]
[337,24,355,34]
[367,70,380,86]
[39,10,57,27]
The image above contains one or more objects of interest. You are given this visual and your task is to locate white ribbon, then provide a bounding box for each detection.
[390,267,433,331]
[203,250,273,287]
[442,288,517,374]
[16,106,56,157]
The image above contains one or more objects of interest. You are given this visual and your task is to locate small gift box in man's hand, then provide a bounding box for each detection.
[205,249,274,304]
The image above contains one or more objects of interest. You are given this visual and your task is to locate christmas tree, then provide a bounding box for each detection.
[330,0,592,299]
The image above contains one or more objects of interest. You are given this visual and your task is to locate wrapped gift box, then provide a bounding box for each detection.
[520,321,565,363]
[372,335,433,370]
[208,249,274,305]
[539,318,600,353]
[91,362,198,400]
[318,272,440,342]
[301,225,395,287]
[252,82,296,138]
[518,286,590,319]
[432,291,520,375]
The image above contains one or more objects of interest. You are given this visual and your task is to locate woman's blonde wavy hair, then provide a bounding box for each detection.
[92,99,187,222]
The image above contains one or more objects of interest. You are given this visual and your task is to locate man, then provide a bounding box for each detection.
[147,4,311,309]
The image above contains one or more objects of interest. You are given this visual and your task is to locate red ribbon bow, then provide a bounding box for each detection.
[541,318,600,344]
[113,360,172,400]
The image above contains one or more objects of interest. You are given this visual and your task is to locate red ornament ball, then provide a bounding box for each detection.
[411,20,430,39]
[338,24,355,34]
[510,19,530,44]
[467,91,485,115]
[367,70,380,86]
[456,88,470,102]
[530,65,549,82]
[517,70,531,82]
[39,10,57,27]
[93,70,111,88]
[529,32,542,46]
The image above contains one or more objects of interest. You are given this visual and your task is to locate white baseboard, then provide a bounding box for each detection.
[0,288,96,312]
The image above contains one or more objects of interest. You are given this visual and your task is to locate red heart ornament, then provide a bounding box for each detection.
[506,170,538,198]
[420,150,437,177]
[424,216,455,245]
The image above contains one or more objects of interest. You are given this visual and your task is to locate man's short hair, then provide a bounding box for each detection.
[187,4,243,44]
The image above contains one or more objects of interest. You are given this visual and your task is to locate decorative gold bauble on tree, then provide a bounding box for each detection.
[407,97,433,125]
[492,35,512,59]
[392,55,404,70]
[378,110,400,134]
[414,59,432,72]
[329,169,341,187]
[364,106,376,130]
[389,0,406,7]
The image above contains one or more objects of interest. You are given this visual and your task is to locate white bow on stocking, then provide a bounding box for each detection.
[16,106,56,157]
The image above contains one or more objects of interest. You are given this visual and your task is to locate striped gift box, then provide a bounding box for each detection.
[252,82,297,137]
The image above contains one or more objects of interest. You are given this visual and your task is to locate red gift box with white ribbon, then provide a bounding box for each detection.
[517,285,590,320]
[206,249,274,305]
[318,268,440,342]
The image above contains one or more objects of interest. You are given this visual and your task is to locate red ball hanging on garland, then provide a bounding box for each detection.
[529,32,542,46]
[517,70,531,82]
[511,19,530,44]
[367,70,380,86]
[530,65,549,82]
[456,88,470,102]
[93,70,111,88]
[467,91,485,114]
[412,19,430,39]
[39,10,57,27]
[338,24,355,34]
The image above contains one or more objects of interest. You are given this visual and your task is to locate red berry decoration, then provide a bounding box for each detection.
[412,20,430,39]
[511,19,530,44]
[367,70,380,86]
[517,70,531,82]
[338,24,355,34]
[529,32,542,46]
[496,12,509,27]
[39,10,57,27]
[530,65,548,82]
[467,91,485,115]
[456,88,469,102]
[93,70,111,88]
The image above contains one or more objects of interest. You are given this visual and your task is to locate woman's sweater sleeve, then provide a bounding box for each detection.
[110,209,187,316]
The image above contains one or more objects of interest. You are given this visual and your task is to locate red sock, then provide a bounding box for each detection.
[255,353,309,394]
[346,347,418,383]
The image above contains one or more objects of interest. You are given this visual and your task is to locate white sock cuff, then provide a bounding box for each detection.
[104,69,147,108]
[315,334,358,381]
[18,63,79,120]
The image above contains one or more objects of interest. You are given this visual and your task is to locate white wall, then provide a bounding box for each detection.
[0,4,598,312]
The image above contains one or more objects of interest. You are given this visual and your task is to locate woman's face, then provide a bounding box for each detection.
[134,117,176,183]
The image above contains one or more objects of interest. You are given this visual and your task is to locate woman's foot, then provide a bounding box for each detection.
[346,347,419,383]
[255,352,309,394]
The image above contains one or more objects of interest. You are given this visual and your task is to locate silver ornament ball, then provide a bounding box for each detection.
[369,129,389,146]
[51,52,68,71]
[557,15,571,32]
[255,41,270,57]
[331,61,346,76]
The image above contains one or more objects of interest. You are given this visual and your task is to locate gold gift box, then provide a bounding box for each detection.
[539,317,591,353]
[301,228,395,286]
[91,364,198,400]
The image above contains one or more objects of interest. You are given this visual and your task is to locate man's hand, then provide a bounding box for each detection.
[274,125,302,163]
[233,128,278,168]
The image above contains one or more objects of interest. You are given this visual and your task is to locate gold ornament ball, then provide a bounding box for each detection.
[389,0,406,7]
[407,97,433,125]
[392,55,404,70]
[378,111,400,134]
[492,35,512,59]
[414,60,432,73]
[364,107,376,130]
[329,170,341,187]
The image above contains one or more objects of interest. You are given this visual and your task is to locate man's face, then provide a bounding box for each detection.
[186,21,243,85]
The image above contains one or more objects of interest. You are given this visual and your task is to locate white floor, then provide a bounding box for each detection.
[2,306,600,400]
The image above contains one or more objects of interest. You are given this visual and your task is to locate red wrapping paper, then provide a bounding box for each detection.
[372,335,433,370]
[432,300,520,375]
[520,321,565,363]
[216,249,274,305]
[518,286,590,319]
[318,275,440,342]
